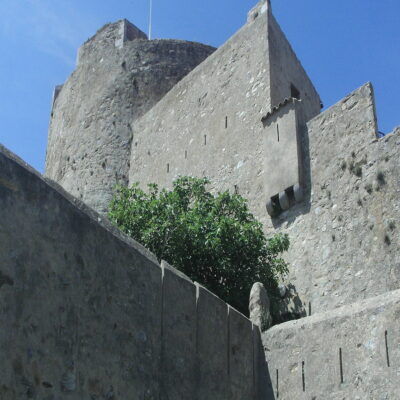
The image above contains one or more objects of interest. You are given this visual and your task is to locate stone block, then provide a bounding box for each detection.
[228,306,254,399]
[160,261,196,399]
[0,145,163,399]
[196,283,229,399]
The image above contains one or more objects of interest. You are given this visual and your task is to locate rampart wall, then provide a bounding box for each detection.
[46,20,215,214]
[0,145,272,399]
[262,288,400,399]
[272,83,400,314]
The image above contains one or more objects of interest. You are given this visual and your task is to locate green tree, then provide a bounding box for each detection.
[109,176,289,316]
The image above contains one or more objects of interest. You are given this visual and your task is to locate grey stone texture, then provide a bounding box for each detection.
[40,0,400,397]
[263,98,305,215]
[262,288,400,399]
[0,144,269,399]
[46,19,215,214]
[196,284,229,399]
[249,282,272,331]
[272,83,400,314]
[129,2,321,226]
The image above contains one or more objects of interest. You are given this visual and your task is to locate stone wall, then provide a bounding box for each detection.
[268,12,321,122]
[129,1,321,228]
[270,83,400,314]
[46,20,215,214]
[0,144,272,399]
[262,289,400,399]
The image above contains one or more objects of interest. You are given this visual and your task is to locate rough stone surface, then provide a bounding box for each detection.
[46,20,215,214]
[263,289,400,399]
[249,282,272,331]
[263,98,304,214]
[129,5,320,226]
[38,1,400,397]
[196,284,229,399]
[0,144,270,398]
[228,307,254,399]
[271,83,400,314]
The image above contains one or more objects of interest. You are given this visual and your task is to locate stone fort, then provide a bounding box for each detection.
[1,0,399,398]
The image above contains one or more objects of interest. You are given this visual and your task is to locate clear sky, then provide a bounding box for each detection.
[0,0,399,173]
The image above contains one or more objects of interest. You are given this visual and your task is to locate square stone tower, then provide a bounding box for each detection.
[129,0,321,225]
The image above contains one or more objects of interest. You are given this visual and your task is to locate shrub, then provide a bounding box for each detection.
[109,176,289,315]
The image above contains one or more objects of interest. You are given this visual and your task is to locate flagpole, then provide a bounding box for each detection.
[148,0,153,40]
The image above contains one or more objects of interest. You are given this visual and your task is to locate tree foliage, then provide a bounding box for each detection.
[109,176,289,315]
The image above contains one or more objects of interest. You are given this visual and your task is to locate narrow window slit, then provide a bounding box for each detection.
[185,150,187,159]
[339,348,344,383]
[234,185,239,195]
[204,135,207,145]
[308,302,312,316]
[385,330,390,367]
[276,369,279,398]
[225,116,228,129]
[302,361,305,392]
[167,163,170,173]
[277,124,280,142]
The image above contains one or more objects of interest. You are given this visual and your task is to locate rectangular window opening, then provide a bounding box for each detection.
[234,185,239,195]
[302,361,305,392]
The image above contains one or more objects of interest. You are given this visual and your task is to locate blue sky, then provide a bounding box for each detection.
[0,0,399,173]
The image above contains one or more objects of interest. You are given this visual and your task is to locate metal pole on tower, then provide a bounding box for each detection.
[148,0,153,40]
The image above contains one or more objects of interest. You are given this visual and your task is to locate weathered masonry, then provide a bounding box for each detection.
[46,0,321,220]
[0,145,272,399]
[46,19,215,214]
[25,0,400,397]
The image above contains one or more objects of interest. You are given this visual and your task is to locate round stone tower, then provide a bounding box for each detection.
[46,19,215,213]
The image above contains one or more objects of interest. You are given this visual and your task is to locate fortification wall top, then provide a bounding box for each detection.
[1,143,271,399]
[263,288,400,398]
[270,83,400,315]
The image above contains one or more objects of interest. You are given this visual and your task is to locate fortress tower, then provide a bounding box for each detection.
[46,20,215,213]
[45,0,400,324]
[1,0,400,398]
[45,0,321,216]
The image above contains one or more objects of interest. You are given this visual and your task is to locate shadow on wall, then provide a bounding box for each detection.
[274,283,307,323]
[254,328,277,399]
